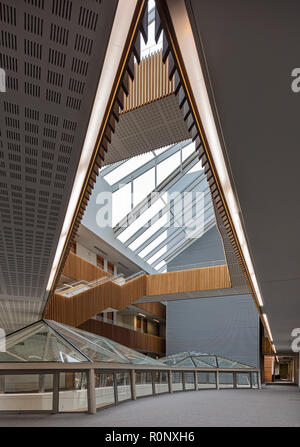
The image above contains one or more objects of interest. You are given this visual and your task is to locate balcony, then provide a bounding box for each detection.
[79,318,166,356]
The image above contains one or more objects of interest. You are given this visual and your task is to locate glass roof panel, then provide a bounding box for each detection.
[160,352,254,369]
[103,152,154,185]
[217,357,252,368]
[0,321,88,363]
[192,357,215,368]
[176,357,195,367]
[48,320,164,366]
[196,356,218,367]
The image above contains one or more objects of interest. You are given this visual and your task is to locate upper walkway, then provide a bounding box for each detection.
[0,385,299,427]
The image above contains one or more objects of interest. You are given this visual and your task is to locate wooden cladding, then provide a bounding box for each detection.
[44,264,230,328]
[79,319,165,354]
[62,251,112,283]
[122,51,174,113]
[264,356,273,383]
[147,265,231,296]
[262,337,273,355]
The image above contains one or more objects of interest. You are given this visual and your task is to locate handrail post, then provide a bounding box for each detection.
[258,371,262,389]
[249,372,253,388]
[194,370,198,391]
[233,371,237,389]
[113,372,118,404]
[152,371,156,395]
[216,371,220,390]
[87,368,96,414]
[168,370,173,393]
[52,372,59,414]
[130,369,136,400]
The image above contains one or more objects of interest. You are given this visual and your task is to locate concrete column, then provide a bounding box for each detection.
[114,264,118,275]
[104,259,108,272]
[130,370,136,400]
[249,372,253,388]
[216,371,220,390]
[87,369,96,414]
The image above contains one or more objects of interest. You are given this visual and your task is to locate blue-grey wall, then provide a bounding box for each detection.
[166,295,259,367]
[168,226,225,271]
[166,225,260,367]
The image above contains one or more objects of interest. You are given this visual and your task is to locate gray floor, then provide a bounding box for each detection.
[0,385,299,427]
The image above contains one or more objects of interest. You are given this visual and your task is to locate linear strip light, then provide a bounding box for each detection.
[46,0,139,292]
[262,313,274,344]
[167,0,274,342]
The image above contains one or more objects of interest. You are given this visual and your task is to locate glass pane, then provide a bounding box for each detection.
[251,372,258,389]
[172,371,183,392]
[0,374,53,411]
[95,372,115,408]
[192,357,215,368]
[176,357,195,367]
[197,372,216,389]
[48,320,165,366]
[217,356,251,369]
[59,372,88,412]
[135,371,153,397]
[48,321,129,364]
[116,371,131,402]
[237,373,251,388]
[0,321,87,363]
[184,372,195,390]
[154,371,169,394]
[196,356,217,367]
[219,372,234,388]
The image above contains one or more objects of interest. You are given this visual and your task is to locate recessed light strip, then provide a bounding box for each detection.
[166,0,274,345]
[46,0,139,292]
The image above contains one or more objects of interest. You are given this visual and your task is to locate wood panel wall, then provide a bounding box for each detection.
[62,251,111,282]
[264,356,274,382]
[44,264,231,328]
[122,51,174,112]
[79,319,165,355]
[262,337,273,355]
[146,265,231,296]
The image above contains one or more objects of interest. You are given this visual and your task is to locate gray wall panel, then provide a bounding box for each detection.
[166,295,260,367]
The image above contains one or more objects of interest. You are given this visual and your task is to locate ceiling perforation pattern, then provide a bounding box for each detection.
[0,0,118,333]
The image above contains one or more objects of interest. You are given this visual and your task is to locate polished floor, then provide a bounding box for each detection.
[0,385,299,427]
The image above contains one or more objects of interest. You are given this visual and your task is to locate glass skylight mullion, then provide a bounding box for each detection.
[110,141,189,192]
[120,171,207,247]
[130,174,209,252]
[152,215,216,268]
[114,151,201,237]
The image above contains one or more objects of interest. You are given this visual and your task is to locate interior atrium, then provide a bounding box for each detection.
[0,0,299,429]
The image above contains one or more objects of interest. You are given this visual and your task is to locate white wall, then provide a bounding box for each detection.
[76,243,97,266]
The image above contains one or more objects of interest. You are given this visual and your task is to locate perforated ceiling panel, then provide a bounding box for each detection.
[0,0,118,333]
[103,94,190,166]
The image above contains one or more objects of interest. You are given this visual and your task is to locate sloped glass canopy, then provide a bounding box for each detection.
[160,352,253,369]
[0,320,165,366]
